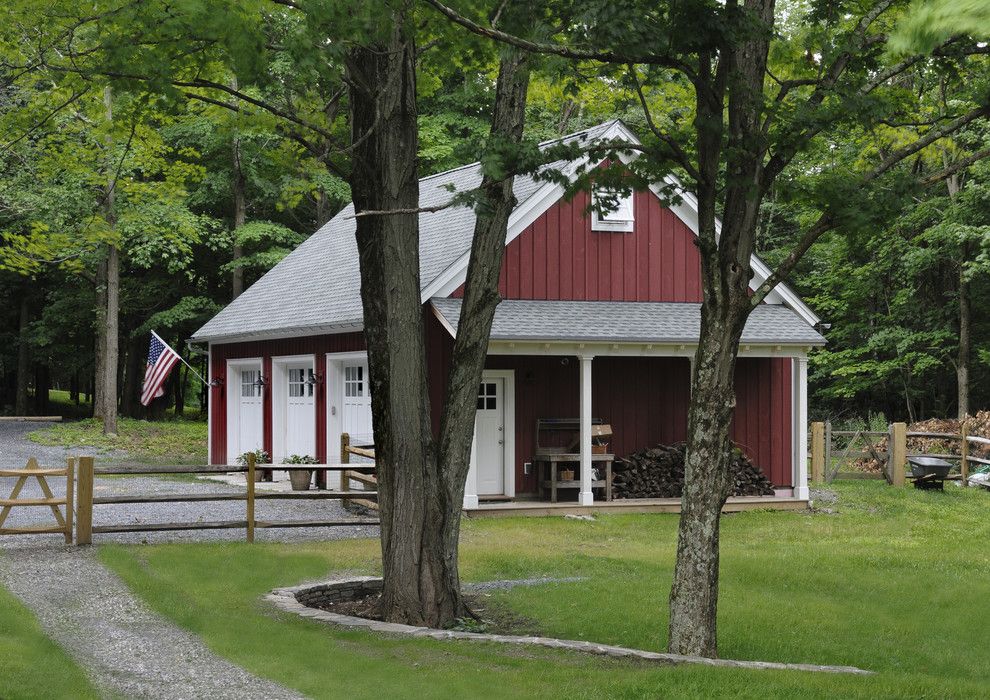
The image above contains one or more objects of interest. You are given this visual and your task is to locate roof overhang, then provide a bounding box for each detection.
[190,320,363,345]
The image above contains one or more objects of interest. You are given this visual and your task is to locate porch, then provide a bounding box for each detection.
[431,298,820,511]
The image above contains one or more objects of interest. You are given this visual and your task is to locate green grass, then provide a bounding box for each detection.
[28,416,207,464]
[98,482,990,698]
[0,583,98,699]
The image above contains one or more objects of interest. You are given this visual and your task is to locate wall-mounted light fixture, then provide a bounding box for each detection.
[209,377,224,388]
[254,375,269,390]
[305,373,324,388]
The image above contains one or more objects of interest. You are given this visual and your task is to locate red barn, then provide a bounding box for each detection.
[192,121,823,511]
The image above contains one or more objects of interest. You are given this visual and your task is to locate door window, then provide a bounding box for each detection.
[345,365,364,397]
[288,368,314,398]
[240,370,258,398]
[477,382,497,410]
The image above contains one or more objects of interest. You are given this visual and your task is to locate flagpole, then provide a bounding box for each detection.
[151,330,210,387]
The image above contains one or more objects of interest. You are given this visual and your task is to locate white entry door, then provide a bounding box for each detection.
[475,377,505,495]
[342,361,373,449]
[229,364,263,463]
[284,364,315,459]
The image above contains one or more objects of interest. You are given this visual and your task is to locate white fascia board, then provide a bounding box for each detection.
[485,340,811,358]
[193,322,364,346]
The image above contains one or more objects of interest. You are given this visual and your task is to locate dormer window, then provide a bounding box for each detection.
[591,187,635,232]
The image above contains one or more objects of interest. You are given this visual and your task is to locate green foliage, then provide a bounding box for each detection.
[890,0,990,55]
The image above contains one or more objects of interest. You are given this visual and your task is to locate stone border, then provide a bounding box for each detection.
[267,577,873,676]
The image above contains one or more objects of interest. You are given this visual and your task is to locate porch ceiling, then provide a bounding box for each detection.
[431,298,825,348]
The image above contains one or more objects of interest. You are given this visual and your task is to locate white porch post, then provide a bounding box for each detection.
[463,429,479,510]
[578,355,594,506]
[793,356,810,500]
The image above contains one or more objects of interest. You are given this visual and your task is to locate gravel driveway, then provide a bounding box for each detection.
[0,421,379,546]
[0,420,380,698]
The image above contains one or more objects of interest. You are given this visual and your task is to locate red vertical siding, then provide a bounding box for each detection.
[732,357,793,486]
[452,188,703,302]
[209,333,366,464]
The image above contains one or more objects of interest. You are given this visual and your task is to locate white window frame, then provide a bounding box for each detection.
[591,187,634,232]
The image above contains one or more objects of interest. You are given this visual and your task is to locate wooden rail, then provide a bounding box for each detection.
[0,458,74,543]
[75,453,378,545]
[811,420,987,488]
[340,433,378,511]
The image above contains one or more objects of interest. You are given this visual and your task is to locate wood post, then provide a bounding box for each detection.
[246,452,256,542]
[76,456,94,545]
[824,421,832,482]
[64,458,75,545]
[810,422,825,484]
[960,421,970,488]
[340,432,350,508]
[889,423,907,487]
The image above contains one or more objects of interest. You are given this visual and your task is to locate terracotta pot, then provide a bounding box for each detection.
[289,469,312,491]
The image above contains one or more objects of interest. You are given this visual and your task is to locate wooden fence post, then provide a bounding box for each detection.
[810,422,825,484]
[340,433,350,508]
[246,452,256,543]
[64,458,75,545]
[889,423,907,487]
[76,456,94,545]
[960,420,970,488]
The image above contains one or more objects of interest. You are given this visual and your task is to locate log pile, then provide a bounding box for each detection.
[612,443,775,499]
[852,410,990,472]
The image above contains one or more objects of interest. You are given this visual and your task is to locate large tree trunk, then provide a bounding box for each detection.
[347,19,445,626]
[957,258,970,419]
[346,18,530,626]
[15,295,30,416]
[101,85,119,436]
[93,257,108,420]
[667,0,776,657]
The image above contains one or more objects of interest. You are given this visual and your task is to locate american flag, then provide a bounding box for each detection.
[140,332,181,406]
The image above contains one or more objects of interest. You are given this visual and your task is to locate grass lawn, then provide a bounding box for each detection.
[98,481,990,698]
[0,583,98,699]
[28,416,207,464]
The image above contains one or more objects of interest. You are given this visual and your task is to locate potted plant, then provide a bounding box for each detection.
[236,449,271,481]
[285,454,319,491]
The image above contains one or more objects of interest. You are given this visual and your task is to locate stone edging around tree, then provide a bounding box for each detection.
[267,577,874,676]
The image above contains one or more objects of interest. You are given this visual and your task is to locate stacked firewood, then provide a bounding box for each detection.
[612,443,775,499]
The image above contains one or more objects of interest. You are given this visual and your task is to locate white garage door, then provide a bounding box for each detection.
[342,361,373,451]
[284,365,315,459]
[229,365,263,463]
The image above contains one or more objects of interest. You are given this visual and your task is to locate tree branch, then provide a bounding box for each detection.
[628,66,703,184]
[422,0,696,77]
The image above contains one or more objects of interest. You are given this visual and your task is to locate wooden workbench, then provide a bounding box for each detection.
[533,453,614,503]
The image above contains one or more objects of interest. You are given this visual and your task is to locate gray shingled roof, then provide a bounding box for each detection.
[430,298,826,346]
[192,121,620,342]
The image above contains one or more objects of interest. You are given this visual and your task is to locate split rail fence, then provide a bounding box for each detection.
[810,421,990,487]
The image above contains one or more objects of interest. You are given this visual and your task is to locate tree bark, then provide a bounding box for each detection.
[346,18,530,627]
[944,170,970,420]
[101,85,120,436]
[93,256,108,421]
[667,0,776,657]
[15,295,31,416]
[231,76,246,300]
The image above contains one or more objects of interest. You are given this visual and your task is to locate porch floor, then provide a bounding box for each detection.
[465,495,809,518]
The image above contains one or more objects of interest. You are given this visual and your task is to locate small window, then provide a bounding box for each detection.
[345,365,364,398]
[240,370,257,398]
[288,368,305,398]
[477,382,497,410]
[591,187,634,232]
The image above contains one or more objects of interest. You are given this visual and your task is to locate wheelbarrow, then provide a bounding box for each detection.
[907,456,953,491]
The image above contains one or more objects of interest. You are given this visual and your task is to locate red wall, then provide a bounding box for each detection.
[453,188,703,302]
[426,313,794,491]
[209,333,365,464]
[733,357,793,487]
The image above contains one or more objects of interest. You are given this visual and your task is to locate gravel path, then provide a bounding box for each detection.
[0,547,305,699]
[0,421,383,698]
[0,421,379,546]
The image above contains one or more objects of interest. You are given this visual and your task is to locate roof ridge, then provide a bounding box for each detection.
[417,118,624,186]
